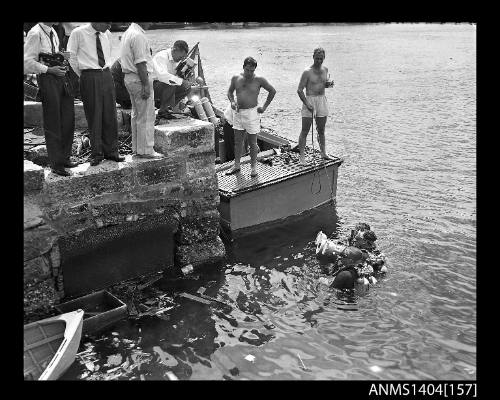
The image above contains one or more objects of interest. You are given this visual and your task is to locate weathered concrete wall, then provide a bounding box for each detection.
[24,115,225,322]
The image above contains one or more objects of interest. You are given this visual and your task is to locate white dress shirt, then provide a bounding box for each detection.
[119,22,154,75]
[24,23,60,75]
[153,48,183,86]
[67,23,113,77]
[62,22,87,36]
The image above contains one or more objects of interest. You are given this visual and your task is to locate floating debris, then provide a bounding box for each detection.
[181,264,194,275]
[297,353,310,371]
[165,371,178,380]
[370,365,383,373]
[244,354,256,363]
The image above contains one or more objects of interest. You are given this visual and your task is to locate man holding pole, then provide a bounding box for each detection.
[297,47,335,165]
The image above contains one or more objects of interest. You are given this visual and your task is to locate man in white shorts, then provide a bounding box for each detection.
[226,57,276,177]
[297,47,335,165]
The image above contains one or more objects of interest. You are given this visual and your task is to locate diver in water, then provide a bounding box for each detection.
[315,223,387,291]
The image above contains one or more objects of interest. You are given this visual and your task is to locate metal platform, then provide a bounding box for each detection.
[217,147,343,198]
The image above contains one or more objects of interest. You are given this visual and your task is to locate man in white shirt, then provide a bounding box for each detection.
[120,22,162,158]
[152,40,193,120]
[67,22,125,166]
[24,22,76,176]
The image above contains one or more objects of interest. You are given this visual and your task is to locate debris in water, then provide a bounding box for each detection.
[297,353,310,371]
[370,365,382,373]
[178,292,212,305]
[166,371,178,380]
[181,264,194,275]
[244,354,256,363]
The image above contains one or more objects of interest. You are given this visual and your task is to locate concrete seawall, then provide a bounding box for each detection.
[24,106,225,322]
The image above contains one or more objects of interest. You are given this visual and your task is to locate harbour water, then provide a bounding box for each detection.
[62,23,476,380]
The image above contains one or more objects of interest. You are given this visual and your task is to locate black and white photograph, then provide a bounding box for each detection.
[23,21,476,385]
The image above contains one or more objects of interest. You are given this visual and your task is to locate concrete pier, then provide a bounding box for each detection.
[24,105,225,322]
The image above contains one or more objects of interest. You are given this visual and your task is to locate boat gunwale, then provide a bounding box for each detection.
[217,156,343,198]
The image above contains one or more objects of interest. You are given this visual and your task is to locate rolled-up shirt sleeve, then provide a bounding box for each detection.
[153,51,182,85]
[66,31,81,77]
[24,31,48,75]
[131,35,149,66]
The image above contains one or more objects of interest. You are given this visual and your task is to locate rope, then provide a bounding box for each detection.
[310,109,322,195]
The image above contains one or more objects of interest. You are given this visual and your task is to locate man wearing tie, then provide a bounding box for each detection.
[24,22,76,176]
[67,22,124,166]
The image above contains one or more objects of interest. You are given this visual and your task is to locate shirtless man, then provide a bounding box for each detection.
[297,47,335,165]
[226,56,276,177]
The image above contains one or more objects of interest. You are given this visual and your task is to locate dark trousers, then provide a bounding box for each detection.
[153,80,190,114]
[38,74,75,168]
[222,121,235,161]
[79,69,119,158]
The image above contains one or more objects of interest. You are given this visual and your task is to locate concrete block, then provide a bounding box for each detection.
[41,163,135,207]
[154,118,214,155]
[178,209,220,244]
[24,145,49,167]
[24,223,59,262]
[73,101,88,129]
[24,255,52,284]
[24,278,59,320]
[24,160,45,192]
[175,236,225,267]
[24,101,43,127]
[24,195,45,230]
[185,151,216,178]
[24,100,88,129]
[134,158,185,186]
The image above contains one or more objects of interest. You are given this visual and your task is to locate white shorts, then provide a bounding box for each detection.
[301,95,329,118]
[233,106,261,134]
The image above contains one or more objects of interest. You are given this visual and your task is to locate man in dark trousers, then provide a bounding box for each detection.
[67,22,124,166]
[24,22,76,176]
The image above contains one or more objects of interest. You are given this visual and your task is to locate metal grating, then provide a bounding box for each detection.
[217,147,343,197]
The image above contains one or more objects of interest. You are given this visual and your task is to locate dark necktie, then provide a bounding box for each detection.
[49,30,55,54]
[95,32,105,68]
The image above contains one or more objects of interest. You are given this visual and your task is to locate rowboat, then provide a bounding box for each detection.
[24,309,84,380]
[56,290,127,335]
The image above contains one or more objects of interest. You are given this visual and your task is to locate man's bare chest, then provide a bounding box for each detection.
[308,69,327,84]
[236,79,260,92]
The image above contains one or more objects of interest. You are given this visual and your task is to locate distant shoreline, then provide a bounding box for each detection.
[109,22,315,32]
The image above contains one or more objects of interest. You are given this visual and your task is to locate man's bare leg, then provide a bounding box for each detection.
[299,117,313,165]
[248,133,259,177]
[226,128,244,175]
[315,116,335,160]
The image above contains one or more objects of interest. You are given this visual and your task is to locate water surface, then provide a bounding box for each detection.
[63,23,476,380]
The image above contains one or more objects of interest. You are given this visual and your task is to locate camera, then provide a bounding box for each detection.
[39,52,66,67]
[175,57,195,79]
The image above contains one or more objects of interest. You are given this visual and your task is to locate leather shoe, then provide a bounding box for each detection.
[51,167,70,176]
[105,155,125,162]
[90,157,103,166]
[64,161,79,168]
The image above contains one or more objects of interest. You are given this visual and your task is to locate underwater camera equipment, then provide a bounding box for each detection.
[175,57,195,79]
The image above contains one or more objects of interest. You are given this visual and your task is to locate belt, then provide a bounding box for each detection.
[81,68,110,73]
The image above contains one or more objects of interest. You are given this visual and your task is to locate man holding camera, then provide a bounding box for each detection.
[24,22,76,176]
[67,22,125,166]
[152,40,193,121]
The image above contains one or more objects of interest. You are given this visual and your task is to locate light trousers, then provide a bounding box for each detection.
[124,74,155,155]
